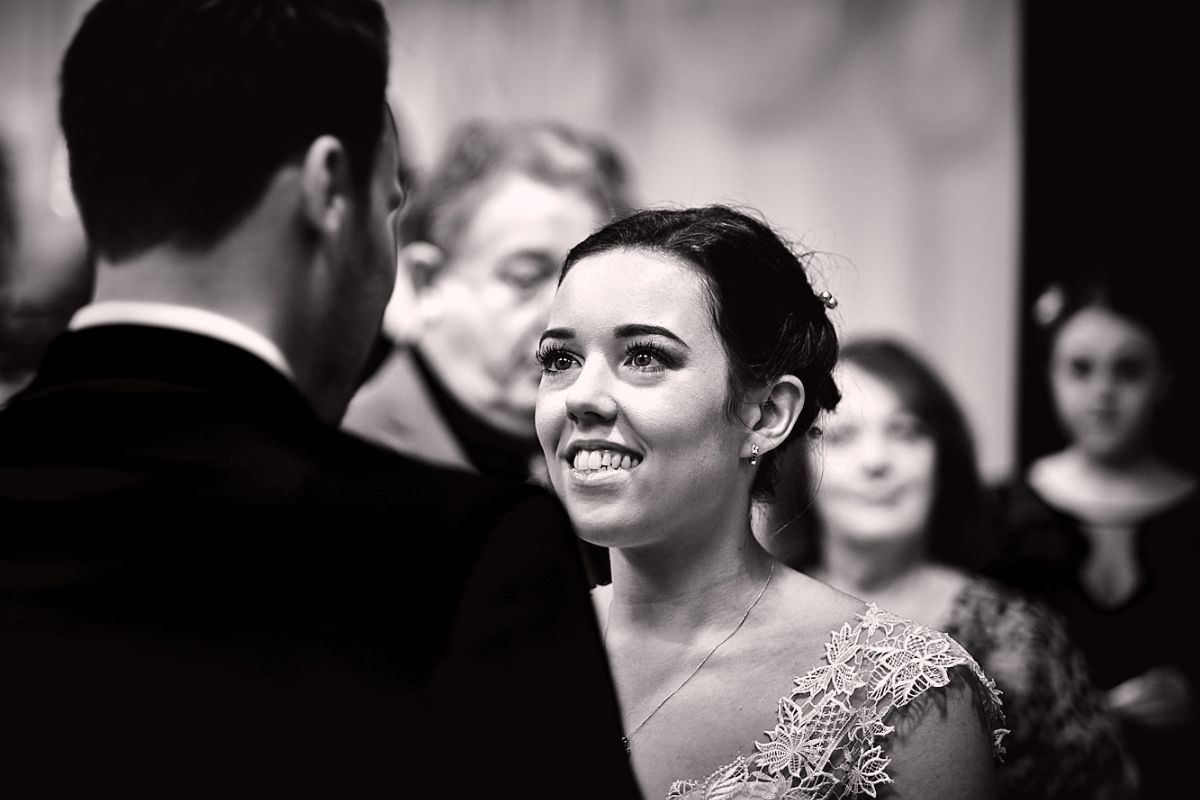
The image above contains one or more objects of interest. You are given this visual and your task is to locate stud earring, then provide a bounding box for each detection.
[749,444,760,466]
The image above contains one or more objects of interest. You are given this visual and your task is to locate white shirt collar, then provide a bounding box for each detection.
[69,301,295,381]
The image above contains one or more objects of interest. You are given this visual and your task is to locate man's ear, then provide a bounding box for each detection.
[300,135,353,242]
[402,241,448,330]
[741,375,806,461]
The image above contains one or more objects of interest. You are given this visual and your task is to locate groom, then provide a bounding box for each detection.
[0,1,639,797]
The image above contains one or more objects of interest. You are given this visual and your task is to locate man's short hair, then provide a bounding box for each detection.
[398,119,633,254]
[60,0,391,262]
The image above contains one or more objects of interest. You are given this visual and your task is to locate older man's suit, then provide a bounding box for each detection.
[0,324,639,798]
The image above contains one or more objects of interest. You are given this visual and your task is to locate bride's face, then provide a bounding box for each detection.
[535,248,747,549]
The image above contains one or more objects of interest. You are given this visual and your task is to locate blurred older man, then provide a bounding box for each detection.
[345,119,632,485]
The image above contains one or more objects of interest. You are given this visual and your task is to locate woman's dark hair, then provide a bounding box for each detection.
[834,337,986,568]
[1032,267,1176,366]
[561,205,841,498]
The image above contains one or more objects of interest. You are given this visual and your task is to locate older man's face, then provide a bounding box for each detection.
[418,173,606,440]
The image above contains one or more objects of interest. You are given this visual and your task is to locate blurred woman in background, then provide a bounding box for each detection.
[797,335,1135,799]
[986,269,1199,797]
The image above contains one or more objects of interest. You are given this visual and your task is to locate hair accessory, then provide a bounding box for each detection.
[749,444,760,466]
[1033,283,1064,327]
[817,290,838,310]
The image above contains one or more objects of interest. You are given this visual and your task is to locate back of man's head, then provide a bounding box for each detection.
[60,0,390,263]
[398,119,631,254]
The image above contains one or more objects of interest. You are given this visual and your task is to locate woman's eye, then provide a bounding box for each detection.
[1068,357,1093,379]
[630,351,656,368]
[536,348,577,373]
[1113,358,1149,383]
[821,425,854,446]
[889,418,926,442]
[625,343,674,371]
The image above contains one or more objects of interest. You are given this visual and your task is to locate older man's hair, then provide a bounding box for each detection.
[398,119,632,254]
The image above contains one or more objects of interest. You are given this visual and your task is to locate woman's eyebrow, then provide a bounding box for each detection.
[538,327,574,346]
[614,324,689,349]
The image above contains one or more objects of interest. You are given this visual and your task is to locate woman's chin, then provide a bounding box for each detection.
[570,515,643,550]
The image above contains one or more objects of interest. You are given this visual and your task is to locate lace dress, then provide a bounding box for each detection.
[667,604,1007,800]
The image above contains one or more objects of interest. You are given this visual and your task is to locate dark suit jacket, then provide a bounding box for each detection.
[0,326,640,798]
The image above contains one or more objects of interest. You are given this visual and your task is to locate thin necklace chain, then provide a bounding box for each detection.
[604,562,776,754]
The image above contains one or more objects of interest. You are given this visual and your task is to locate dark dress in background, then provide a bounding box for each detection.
[942,576,1137,799]
[0,325,641,798]
[985,478,1200,798]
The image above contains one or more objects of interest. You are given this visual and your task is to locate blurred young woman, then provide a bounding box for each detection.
[535,207,1006,800]
[797,336,1135,799]
[987,269,1199,797]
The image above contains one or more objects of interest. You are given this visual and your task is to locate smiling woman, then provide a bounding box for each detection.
[534,206,1008,800]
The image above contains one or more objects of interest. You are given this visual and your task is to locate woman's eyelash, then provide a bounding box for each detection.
[535,345,573,369]
[625,340,677,369]
[534,341,679,371]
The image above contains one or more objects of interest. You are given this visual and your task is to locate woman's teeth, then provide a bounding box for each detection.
[572,450,640,472]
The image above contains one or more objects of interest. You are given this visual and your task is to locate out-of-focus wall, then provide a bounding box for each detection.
[0,0,1020,478]
[386,0,1020,479]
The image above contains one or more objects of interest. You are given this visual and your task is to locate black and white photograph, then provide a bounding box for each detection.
[1,1,1193,797]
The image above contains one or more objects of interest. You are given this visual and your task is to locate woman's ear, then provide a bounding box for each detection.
[741,375,805,460]
[402,241,448,331]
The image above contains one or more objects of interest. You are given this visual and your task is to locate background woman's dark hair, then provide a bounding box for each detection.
[561,204,841,498]
[1032,267,1177,367]
[830,337,987,569]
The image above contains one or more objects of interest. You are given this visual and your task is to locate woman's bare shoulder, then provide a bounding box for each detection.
[880,669,1001,799]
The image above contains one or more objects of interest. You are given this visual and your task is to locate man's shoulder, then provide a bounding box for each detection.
[321,421,550,508]
[0,348,558,536]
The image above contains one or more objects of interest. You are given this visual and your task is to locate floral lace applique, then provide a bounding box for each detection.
[666,604,1008,800]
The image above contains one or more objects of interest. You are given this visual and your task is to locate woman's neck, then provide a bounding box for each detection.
[1031,447,1197,524]
[1063,442,1158,475]
[814,534,965,629]
[1039,446,1195,499]
[607,526,775,641]
[816,532,923,594]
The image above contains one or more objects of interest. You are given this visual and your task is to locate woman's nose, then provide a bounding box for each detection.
[1092,369,1120,399]
[856,432,891,476]
[564,358,618,425]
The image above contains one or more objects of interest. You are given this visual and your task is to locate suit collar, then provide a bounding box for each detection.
[69,301,294,381]
[18,325,313,418]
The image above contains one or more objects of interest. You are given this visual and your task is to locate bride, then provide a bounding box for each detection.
[535,205,1007,799]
